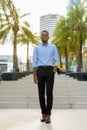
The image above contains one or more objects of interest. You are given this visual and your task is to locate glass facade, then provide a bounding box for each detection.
[0,55,13,73]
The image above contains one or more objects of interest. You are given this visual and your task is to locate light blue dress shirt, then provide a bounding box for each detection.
[32,43,59,67]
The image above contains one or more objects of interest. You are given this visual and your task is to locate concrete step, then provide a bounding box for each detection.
[0,101,87,109]
[54,96,87,102]
[0,102,40,109]
[0,102,28,108]
[0,74,87,109]
[53,102,87,109]
[0,95,87,102]
[0,89,87,96]
[0,96,39,102]
[0,90,38,96]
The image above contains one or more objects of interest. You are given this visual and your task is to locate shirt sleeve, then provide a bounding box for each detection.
[32,46,38,67]
[53,45,59,66]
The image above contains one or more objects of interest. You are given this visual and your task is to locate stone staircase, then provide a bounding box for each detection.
[53,75,87,109]
[0,74,87,109]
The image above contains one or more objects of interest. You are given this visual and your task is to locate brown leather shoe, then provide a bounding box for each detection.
[40,114,46,122]
[45,115,51,124]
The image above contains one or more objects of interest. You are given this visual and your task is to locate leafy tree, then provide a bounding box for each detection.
[0,0,28,72]
[67,3,87,71]
[18,21,39,72]
[53,2,87,72]
[52,17,71,71]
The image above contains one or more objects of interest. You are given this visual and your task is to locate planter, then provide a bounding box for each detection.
[66,72,87,81]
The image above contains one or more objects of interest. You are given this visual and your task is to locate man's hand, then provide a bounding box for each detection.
[33,67,38,84]
[33,75,38,84]
[53,66,57,73]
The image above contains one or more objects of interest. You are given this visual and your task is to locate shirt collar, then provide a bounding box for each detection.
[41,43,49,46]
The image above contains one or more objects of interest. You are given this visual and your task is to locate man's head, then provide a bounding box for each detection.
[41,30,49,44]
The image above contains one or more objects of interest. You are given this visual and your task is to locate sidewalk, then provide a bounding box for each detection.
[0,74,87,130]
[0,109,87,130]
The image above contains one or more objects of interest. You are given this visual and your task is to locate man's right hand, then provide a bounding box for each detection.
[33,75,38,84]
[33,67,38,84]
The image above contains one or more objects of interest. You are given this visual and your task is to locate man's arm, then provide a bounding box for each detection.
[32,46,38,84]
[53,45,59,72]
[33,67,38,84]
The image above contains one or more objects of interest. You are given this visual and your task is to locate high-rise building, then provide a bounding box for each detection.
[40,14,61,39]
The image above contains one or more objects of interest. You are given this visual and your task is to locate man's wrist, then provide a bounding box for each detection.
[33,73,37,77]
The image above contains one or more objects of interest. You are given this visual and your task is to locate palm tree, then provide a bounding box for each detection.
[0,0,29,72]
[67,3,87,71]
[0,0,19,71]
[53,2,87,72]
[52,17,72,71]
[18,21,39,72]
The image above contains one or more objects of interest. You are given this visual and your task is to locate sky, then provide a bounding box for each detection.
[0,0,68,62]
[13,0,68,33]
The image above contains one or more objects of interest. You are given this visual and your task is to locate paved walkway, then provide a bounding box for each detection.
[0,109,87,130]
[0,74,87,130]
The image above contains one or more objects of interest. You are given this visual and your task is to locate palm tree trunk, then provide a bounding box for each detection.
[13,22,19,71]
[26,43,29,72]
[59,54,62,69]
[77,34,83,72]
[65,46,68,72]
[13,26,19,72]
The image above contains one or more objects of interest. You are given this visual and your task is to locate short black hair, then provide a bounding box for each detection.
[41,30,49,35]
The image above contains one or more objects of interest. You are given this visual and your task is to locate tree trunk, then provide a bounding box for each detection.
[65,46,68,72]
[77,34,83,72]
[59,54,62,69]
[13,25,19,72]
[26,43,29,72]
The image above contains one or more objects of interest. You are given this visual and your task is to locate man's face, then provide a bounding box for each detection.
[41,31,49,43]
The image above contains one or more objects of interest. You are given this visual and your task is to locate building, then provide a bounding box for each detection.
[0,55,33,73]
[0,55,26,73]
[40,14,61,39]
[0,55,13,73]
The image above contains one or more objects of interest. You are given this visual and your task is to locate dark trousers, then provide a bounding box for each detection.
[37,66,55,115]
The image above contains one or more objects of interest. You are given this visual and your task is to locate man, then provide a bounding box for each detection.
[32,30,58,123]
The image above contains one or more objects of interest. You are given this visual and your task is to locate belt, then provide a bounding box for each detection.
[38,66,53,69]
